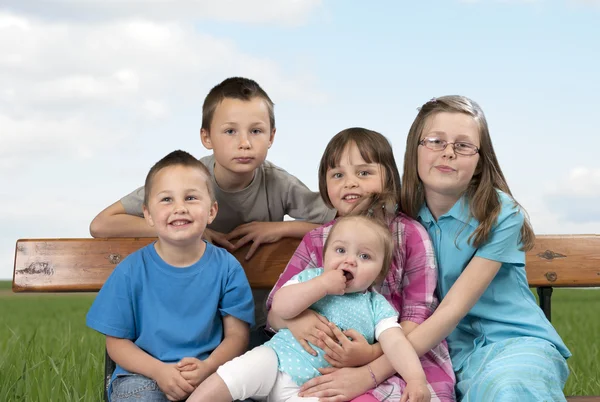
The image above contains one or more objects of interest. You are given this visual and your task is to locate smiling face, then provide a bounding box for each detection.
[323,218,387,293]
[143,164,217,247]
[325,142,386,216]
[200,97,275,186]
[417,112,481,202]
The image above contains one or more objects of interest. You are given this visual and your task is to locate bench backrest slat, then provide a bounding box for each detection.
[13,238,300,291]
[13,234,600,292]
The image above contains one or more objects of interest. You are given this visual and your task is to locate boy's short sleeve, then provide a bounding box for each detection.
[273,170,336,224]
[86,264,136,339]
[120,186,145,217]
[219,256,255,327]
[475,205,525,266]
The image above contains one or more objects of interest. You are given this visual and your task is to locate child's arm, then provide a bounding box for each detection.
[407,256,502,355]
[90,200,156,238]
[226,220,323,260]
[106,336,195,400]
[379,328,430,402]
[177,315,250,387]
[271,269,346,320]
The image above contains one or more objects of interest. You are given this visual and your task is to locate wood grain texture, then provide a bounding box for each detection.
[13,234,600,292]
[13,237,300,292]
[526,235,600,287]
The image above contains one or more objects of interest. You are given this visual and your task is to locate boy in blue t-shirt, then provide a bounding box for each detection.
[86,150,254,402]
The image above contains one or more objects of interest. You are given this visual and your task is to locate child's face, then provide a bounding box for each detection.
[143,165,217,247]
[323,219,385,293]
[201,97,275,178]
[418,112,480,201]
[326,142,385,216]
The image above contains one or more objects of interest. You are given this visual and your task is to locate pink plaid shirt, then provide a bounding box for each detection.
[267,214,456,401]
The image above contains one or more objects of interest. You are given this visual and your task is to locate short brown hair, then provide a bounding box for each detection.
[324,215,394,286]
[201,77,275,132]
[318,127,402,211]
[143,150,214,206]
[401,96,534,250]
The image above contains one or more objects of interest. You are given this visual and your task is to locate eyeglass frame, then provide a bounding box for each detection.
[418,137,479,156]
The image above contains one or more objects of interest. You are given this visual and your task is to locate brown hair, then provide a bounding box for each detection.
[318,127,402,211]
[201,77,275,132]
[400,96,534,250]
[324,214,394,285]
[143,150,214,206]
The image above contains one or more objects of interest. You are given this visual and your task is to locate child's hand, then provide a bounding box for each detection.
[286,309,334,356]
[318,322,379,368]
[203,228,235,251]
[176,357,212,387]
[154,363,195,401]
[319,269,347,295]
[400,379,430,402]
[226,221,284,260]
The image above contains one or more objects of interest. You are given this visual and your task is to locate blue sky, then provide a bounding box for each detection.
[1,0,599,279]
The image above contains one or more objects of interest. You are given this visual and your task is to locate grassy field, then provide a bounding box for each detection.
[1,283,598,401]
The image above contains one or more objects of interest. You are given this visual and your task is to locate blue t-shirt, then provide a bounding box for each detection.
[417,191,571,371]
[86,242,254,385]
[266,268,398,386]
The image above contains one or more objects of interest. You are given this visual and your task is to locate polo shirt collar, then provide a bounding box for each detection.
[417,196,479,228]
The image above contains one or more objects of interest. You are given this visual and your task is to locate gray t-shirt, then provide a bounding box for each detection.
[121,154,336,328]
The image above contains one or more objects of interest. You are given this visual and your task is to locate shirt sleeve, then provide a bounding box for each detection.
[120,186,145,217]
[475,204,525,266]
[219,256,255,327]
[266,227,326,311]
[283,174,337,224]
[399,219,439,324]
[371,291,400,340]
[86,263,136,339]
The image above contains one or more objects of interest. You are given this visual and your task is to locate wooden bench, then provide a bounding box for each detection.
[13,235,600,401]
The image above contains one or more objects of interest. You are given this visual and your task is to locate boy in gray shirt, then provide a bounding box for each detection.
[90,77,336,340]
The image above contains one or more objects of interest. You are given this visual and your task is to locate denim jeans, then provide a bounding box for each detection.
[111,375,169,402]
[111,374,258,402]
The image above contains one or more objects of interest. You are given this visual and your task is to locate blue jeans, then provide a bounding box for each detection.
[111,374,257,402]
[111,375,169,402]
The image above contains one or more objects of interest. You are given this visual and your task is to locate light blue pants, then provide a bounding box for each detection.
[456,337,569,402]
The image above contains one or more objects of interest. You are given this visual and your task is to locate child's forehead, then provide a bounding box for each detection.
[330,220,383,247]
[213,97,270,120]
[152,165,210,189]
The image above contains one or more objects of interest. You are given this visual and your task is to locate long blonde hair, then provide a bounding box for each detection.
[400,96,534,250]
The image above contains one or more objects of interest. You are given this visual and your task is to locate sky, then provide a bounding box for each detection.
[2,0,599,279]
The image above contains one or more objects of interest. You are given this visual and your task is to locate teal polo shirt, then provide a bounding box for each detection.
[417,191,570,370]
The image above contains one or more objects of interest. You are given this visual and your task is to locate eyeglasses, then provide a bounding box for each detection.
[419,137,479,156]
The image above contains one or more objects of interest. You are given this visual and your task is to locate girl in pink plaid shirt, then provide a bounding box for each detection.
[266,128,456,402]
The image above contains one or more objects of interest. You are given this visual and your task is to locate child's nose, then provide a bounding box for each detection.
[238,132,251,149]
[343,176,358,188]
[442,143,457,159]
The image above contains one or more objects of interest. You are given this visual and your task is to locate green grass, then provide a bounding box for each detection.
[0,283,598,401]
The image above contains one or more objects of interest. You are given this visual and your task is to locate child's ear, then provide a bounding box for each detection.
[200,128,213,150]
[207,201,218,225]
[142,205,155,227]
[268,128,276,149]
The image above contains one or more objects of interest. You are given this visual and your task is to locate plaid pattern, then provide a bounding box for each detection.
[267,214,456,401]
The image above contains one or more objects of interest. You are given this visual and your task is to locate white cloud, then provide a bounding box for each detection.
[2,0,323,25]
[543,167,600,224]
[0,11,326,170]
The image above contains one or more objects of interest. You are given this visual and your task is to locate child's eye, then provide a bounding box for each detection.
[359,253,371,260]
[185,196,197,201]
[358,170,370,177]
[251,129,262,135]
[332,172,343,179]
[224,128,235,135]
[161,197,172,202]
[335,247,345,254]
